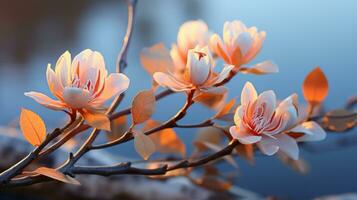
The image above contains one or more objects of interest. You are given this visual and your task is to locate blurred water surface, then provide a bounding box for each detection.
[0,0,356,199]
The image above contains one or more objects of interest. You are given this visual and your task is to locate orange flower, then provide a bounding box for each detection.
[170,20,211,73]
[25,49,130,130]
[154,46,233,93]
[210,21,278,74]
[230,82,326,160]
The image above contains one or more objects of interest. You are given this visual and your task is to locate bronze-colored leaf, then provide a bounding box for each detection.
[144,120,186,157]
[140,43,174,75]
[322,109,357,132]
[302,67,329,105]
[134,131,156,160]
[19,108,46,147]
[80,110,111,131]
[33,167,81,185]
[195,127,224,151]
[235,144,255,165]
[193,89,228,110]
[107,116,128,142]
[131,90,156,124]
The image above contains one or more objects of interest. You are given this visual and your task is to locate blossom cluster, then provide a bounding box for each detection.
[25,20,326,160]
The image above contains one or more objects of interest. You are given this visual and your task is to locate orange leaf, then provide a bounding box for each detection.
[131,90,156,124]
[33,167,80,185]
[302,67,329,105]
[107,116,128,142]
[145,120,186,157]
[140,43,174,75]
[80,110,111,131]
[134,131,156,160]
[19,108,46,147]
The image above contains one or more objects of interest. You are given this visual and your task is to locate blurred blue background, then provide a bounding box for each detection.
[0,0,356,199]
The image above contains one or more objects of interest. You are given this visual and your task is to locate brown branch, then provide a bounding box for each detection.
[90,90,195,150]
[2,140,238,188]
[0,120,74,185]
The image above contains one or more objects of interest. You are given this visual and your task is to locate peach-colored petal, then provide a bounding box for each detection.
[25,92,66,110]
[46,64,64,100]
[229,126,261,144]
[236,32,253,56]
[254,90,276,120]
[62,87,92,109]
[170,44,186,71]
[186,50,211,86]
[242,60,279,75]
[177,20,209,54]
[293,121,326,142]
[257,136,279,156]
[154,72,190,92]
[94,73,130,103]
[241,81,258,106]
[55,51,71,87]
[210,65,234,85]
[275,133,299,160]
[244,31,266,63]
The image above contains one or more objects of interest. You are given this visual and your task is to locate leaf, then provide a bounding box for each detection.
[80,110,111,131]
[235,144,255,165]
[33,167,81,185]
[20,108,47,147]
[140,43,174,75]
[193,89,228,110]
[107,116,128,142]
[144,120,186,157]
[131,90,156,124]
[302,67,329,105]
[195,127,224,151]
[214,98,236,121]
[322,109,357,132]
[134,131,156,160]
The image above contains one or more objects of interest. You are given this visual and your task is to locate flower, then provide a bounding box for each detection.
[170,20,211,73]
[229,82,326,160]
[210,21,278,74]
[25,49,130,130]
[153,46,233,93]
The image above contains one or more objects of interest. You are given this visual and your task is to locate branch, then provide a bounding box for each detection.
[90,90,195,150]
[2,140,238,188]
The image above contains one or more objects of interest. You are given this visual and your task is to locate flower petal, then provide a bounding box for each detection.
[153,72,190,92]
[94,73,130,103]
[25,92,66,110]
[242,60,279,75]
[55,51,71,87]
[275,133,299,160]
[211,65,234,85]
[241,81,258,106]
[236,32,253,56]
[255,90,276,120]
[257,136,279,156]
[229,126,261,144]
[46,64,64,100]
[293,121,327,142]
